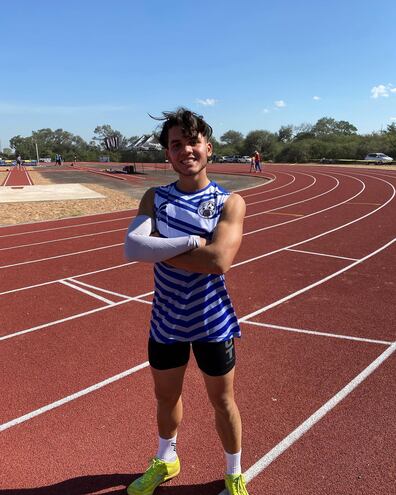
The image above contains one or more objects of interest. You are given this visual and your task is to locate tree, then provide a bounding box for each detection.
[9,135,36,158]
[278,125,293,143]
[220,130,244,147]
[93,125,128,150]
[244,130,277,155]
[293,123,315,141]
[312,117,357,137]
[336,120,358,135]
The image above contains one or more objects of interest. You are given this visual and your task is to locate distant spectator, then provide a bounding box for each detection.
[254,150,262,172]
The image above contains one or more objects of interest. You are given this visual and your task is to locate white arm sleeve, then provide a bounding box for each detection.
[124,215,201,262]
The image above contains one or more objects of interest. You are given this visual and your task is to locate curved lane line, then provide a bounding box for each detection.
[0,172,317,251]
[1,237,394,432]
[0,172,393,294]
[0,171,355,266]
[217,342,396,494]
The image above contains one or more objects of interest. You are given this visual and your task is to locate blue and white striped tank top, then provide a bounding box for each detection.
[150,180,241,343]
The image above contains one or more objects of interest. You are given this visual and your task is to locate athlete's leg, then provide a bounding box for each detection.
[151,364,188,438]
[202,367,242,454]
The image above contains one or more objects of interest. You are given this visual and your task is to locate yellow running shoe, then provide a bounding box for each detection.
[127,457,180,495]
[225,473,249,495]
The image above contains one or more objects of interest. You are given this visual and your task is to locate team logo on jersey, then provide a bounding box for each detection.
[198,200,216,218]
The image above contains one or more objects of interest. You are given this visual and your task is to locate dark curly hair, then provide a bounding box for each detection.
[152,107,213,149]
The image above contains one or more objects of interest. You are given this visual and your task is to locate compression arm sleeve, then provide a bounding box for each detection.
[124,215,201,262]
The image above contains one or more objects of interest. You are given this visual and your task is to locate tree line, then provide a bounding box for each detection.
[2,118,396,163]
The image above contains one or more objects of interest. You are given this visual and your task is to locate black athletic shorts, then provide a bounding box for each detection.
[148,338,236,377]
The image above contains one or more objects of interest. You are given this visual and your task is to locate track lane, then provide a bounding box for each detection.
[1,167,394,495]
[0,326,389,493]
[244,349,395,495]
[3,236,392,422]
[255,242,396,342]
[0,170,374,290]
[0,171,296,248]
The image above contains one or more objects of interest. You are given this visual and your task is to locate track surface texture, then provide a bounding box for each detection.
[0,163,395,495]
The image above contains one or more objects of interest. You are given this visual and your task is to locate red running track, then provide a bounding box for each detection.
[0,164,395,494]
[1,165,33,186]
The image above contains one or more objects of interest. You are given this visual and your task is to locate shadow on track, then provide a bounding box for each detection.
[0,473,224,494]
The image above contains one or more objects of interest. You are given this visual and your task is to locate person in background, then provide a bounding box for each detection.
[254,151,262,172]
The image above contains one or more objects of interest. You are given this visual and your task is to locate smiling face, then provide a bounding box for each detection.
[165,125,212,178]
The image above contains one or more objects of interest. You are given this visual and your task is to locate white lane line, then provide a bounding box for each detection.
[59,280,115,305]
[242,321,392,346]
[0,243,123,269]
[0,261,137,297]
[235,173,395,267]
[247,173,316,205]
[0,214,133,238]
[0,168,271,237]
[0,296,150,342]
[244,172,366,231]
[2,169,13,187]
[238,237,396,323]
[218,342,396,493]
[0,174,302,251]
[0,172,358,269]
[0,361,150,432]
[241,172,295,198]
[0,227,126,252]
[1,239,394,431]
[133,290,155,299]
[0,171,392,297]
[247,172,339,217]
[2,235,394,346]
[23,167,33,186]
[0,172,393,297]
[234,173,276,194]
[285,248,358,261]
[66,278,132,300]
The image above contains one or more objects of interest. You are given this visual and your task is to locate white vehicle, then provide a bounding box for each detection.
[364,153,393,164]
[238,156,252,163]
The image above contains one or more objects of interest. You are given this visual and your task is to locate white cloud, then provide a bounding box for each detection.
[390,117,396,121]
[262,108,270,113]
[313,96,321,101]
[370,84,396,98]
[196,98,218,106]
[274,100,286,108]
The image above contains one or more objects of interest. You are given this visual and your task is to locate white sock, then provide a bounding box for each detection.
[157,434,178,462]
[225,450,242,475]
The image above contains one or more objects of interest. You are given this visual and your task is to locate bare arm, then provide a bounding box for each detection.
[164,193,246,274]
[136,187,156,218]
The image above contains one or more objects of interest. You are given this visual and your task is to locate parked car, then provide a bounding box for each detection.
[222,156,235,163]
[364,153,393,164]
[237,156,252,163]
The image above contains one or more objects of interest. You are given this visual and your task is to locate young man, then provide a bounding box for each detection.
[124,108,249,495]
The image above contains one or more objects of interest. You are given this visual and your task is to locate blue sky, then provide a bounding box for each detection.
[1,0,396,149]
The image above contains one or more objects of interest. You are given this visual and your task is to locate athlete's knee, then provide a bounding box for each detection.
[209,392,236,414]
[154,387,182,408]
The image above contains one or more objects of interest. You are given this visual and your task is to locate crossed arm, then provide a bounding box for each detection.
[124,187,246,274]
